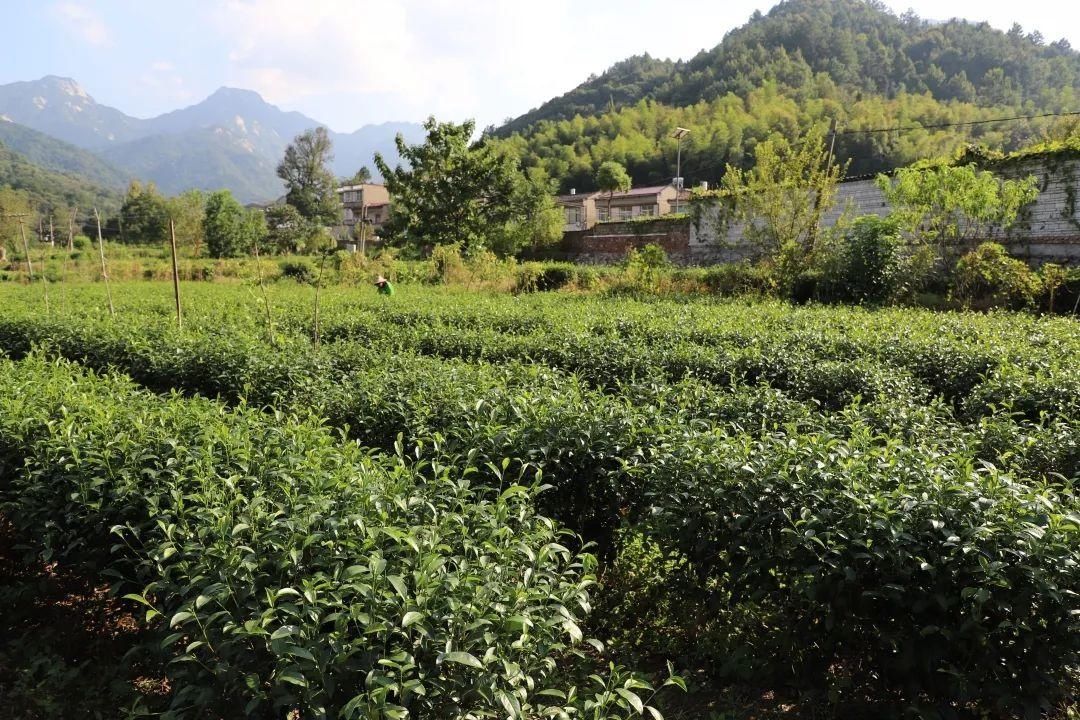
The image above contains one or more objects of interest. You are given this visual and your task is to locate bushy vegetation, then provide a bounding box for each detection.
[0,352,681,719]
[0,282,1077,716]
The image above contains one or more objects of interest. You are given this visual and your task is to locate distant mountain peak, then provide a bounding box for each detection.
[209,86,266,102]
[39,75,93,101]
[0,75,423,202]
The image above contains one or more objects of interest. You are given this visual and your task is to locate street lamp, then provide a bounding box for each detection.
[671,127,690,214]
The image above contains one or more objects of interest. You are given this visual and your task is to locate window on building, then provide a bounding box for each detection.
[564,207,582,225]
[344,208,354,221]
[598,207,610,222]
[637,204,656,217]
[615,206,632,221]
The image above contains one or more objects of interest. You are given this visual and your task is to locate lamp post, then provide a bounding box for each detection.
[671,127,690,214]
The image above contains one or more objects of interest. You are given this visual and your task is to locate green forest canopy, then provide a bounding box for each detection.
[488,0,1080,192]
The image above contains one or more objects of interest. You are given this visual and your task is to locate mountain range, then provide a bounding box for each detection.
[0,76,425,203]
[4,0,1080,208]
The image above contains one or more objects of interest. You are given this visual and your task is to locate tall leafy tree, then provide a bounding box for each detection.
[490,167,564,255]
[119,181,168,244]
[374,117,554,256]
[204,190,266,258]
[166,189,206,256]
[721,125,844,260]
[265,204,318,254]
[595,161,631,218]
[277,127,339,225]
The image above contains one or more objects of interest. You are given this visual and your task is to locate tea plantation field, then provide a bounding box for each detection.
[0,282,1077,719]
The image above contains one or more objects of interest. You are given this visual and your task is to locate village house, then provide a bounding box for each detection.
[555,184,689,232]
[555,189,600,232]
[337,183,391,234]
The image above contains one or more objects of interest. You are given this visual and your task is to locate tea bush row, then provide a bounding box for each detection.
[0,355,680,719]
[1,315,1078,713]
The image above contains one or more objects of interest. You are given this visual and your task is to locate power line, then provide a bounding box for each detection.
[837,109,1080,136]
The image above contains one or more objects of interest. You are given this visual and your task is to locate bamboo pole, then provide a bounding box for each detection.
[94,208,115,317]
[169,218,182,330]
[19,219,49,313]
[252,238,276,345]
[312,251,328,350]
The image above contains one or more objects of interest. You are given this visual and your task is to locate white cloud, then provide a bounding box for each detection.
[213,1,424,123]
[151,60,175,72]
[51,2,111,47]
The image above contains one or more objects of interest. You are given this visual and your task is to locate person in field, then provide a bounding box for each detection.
[375,274,395,296]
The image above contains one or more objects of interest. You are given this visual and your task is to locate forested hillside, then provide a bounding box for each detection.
[491,0,1080,191]
[0,142,122,215]
[0,121,128,190]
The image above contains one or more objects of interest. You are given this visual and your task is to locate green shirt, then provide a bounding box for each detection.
[377,280,395,296]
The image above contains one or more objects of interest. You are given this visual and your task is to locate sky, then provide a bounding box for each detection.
[1,0,1079,132]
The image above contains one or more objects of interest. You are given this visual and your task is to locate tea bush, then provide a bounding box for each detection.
[1,282,1077,715]
[0,355,673,719]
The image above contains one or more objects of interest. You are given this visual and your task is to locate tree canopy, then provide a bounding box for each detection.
[596,161,631,214]
[277,127,339,225]
[374,117,561,256]
[119,181,169,244]
[720,125,845,259]
[204,189,266,258]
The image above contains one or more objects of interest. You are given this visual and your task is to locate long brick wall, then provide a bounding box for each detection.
[549,221,692,264]
[553,156,1080,266]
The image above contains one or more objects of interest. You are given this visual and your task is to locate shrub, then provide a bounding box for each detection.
[573,266,600,290]
[512,263,543,293]
[429,242,468,284]
[819,216,905,304]
[790,269,821,304]
[952,242,1042,309]
[627,243,670,271]
[280,260,315,284]
[534,265,574,291]
[701,261,777,296]
[0,356,613,719]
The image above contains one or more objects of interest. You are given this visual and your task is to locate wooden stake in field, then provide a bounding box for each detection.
[94,208,115,317]
[312,250,329,350]
[18,219,48,314]
[252,237,276,345]
[169,218,182,330]
[60,207,77,312]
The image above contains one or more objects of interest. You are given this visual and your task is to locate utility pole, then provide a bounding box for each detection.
[49,215,55,248]
[94,208,115,317]
[671,127,690,214]
[17,217,34,283]
[359,205,368,256]
[0,211,30,263]
[827,116,838,163]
